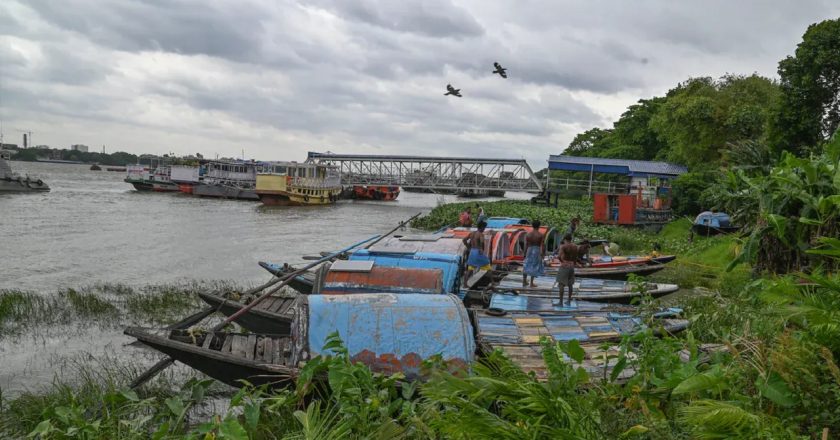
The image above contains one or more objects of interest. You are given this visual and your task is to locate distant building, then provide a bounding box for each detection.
[0,143,18,150]
[70,144,89,153]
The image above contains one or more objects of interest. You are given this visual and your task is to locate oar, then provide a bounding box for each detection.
[128,234,381,390]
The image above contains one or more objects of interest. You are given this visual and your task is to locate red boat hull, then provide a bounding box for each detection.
[352,185,400,201]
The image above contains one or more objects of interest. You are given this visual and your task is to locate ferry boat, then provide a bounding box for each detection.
[256,162,341,206]
[351,185,400,201]
[170,165,203,194]
[0,150,50,192]
[124,164,178,192]
[192,161,263,200]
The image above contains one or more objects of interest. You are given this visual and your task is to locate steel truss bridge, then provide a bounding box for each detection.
[306,152,543,193]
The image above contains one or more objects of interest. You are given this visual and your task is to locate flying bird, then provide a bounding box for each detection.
[492,62,507,78]
[444,84,462,97]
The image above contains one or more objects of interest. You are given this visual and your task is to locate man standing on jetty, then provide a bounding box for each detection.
[554,234,578,305]
[522,220,545,287]
[459,207,473,227]
[565,217,581,240]
[463,221,491,287]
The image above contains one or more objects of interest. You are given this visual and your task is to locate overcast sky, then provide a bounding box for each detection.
[1,1,838,166]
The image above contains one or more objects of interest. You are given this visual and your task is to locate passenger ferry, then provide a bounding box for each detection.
[192,161,264,201]
[256,162,341,206]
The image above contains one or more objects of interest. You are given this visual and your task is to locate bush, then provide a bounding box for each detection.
[671,171,719,217]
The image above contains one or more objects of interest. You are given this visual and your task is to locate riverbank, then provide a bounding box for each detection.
[2,201,838,438]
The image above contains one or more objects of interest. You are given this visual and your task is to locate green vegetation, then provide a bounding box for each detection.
[10,148,141,166]
[0,282,223,338]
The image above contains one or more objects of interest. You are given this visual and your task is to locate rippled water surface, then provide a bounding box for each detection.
[0,161,525,394]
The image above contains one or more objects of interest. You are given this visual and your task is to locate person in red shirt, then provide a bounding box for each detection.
[459,207,473,227]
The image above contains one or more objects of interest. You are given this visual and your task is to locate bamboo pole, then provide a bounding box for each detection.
[128,213,419,389]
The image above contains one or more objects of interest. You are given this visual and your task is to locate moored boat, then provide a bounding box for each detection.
[351,185,400,201]
[1,151,50,192]
[198,291,296,334]
[475,276,679,304]
[691,211,739,236]
[192,160,263,200]
[126,293,474,388]
[256,162,342,206]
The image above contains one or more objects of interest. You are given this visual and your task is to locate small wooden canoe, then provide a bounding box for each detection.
[486,294,683,316]
[258,261,316,294]
[125,327,297,389]
[198,292,296,334]
[491,276,679,303]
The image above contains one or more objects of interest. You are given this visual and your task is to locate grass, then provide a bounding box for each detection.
[0,281,226,339]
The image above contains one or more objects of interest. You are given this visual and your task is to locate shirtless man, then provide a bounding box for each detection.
[462,221,490,288]
[522,220,545,287]
[555,234,579,305]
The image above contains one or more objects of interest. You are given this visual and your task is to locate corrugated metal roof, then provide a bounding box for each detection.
[548,155,687,176]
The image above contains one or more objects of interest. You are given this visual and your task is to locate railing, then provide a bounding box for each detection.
[290,176,342,189]
[546,177,629,194]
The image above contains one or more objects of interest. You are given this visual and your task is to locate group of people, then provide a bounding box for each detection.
[459,214,596,305]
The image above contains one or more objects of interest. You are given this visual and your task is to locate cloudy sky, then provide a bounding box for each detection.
[1,1,838,166]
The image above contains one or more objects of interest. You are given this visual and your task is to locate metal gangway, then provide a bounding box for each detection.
[306,152,543,193]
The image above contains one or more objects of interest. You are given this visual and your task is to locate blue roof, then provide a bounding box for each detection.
[350,250,461,296]
[306,293,474,377]
[548,155,687,177]
[484,217,527,228]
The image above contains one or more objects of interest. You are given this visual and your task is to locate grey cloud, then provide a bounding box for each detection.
[314,0,484,38]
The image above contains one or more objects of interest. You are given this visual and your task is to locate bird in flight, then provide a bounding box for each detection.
[492,62,507,78]
[444,84,462,97]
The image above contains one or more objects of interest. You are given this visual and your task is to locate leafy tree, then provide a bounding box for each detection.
[609,97,668,160]
[564,127,613,156]
[650,75,780,168]
[769,18,840,155]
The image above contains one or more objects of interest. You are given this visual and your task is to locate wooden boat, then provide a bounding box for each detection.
[126,293,475,387]
[125,327,297,388]
[198,291,296,334]
[256,162,342,206]
[258,261,317,294]
[505,263,667,280]
[486,293,683,316]
[478,277,679,303]
[89,164,102,171]
[692,211,739,236]
[349,250,462,296]
[106,166,127,172]
[351,185,400,201]
[322,261,445,295]
[472,309,688,345]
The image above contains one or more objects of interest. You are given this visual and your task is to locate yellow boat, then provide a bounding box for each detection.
[256,162,342,206]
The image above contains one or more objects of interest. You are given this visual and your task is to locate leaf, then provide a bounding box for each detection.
[165,397,185,417]
[219,418,249,440]
[121,389,140,402]
[243,400,261,432]
[620,425,649,437]
[563,339,585,363]
[610,355,627,383]
[27,420,52,438]
[672,366,725,395]
[755,372,796,407]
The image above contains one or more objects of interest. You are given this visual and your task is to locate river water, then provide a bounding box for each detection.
[0,161,525,395]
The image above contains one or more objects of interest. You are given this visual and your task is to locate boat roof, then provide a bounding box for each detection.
[349,251,461,295]
[305,293,474,375]
[366,236,466,255]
